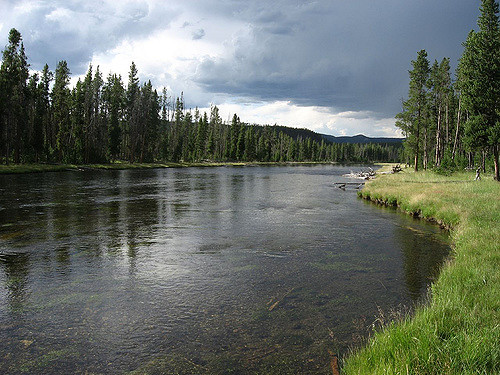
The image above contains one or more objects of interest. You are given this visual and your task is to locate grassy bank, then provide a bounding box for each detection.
[344,170,500,374]
[0,161,336,174]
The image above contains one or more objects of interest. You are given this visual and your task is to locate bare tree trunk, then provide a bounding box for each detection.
[494,145,499,181]
[482,150,486,173]
[452,97,461,160]
[423,127,428,170]
[435,104,442,166]
[445,100,449,154]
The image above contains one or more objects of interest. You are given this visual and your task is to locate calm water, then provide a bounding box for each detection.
[0,165,449,374]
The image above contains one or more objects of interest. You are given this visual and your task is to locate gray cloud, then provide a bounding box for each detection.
[0,0,481,121]
[0,0,179,74]
[192,0,479,117]
[192,28,205,40]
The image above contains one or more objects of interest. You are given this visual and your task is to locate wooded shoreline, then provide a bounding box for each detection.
[0,161,346,174]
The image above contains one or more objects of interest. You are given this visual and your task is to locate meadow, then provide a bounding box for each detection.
[344,168,500,374]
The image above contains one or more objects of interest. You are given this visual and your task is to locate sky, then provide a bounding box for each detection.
[0,0,482,137]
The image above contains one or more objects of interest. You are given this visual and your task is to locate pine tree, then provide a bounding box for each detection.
[82,64,94,163]
[244,127,256,161]
[396,50,431,171]
[91,65,104,162]
[171,96,184,161]
[236,123,245,159]
[126,62,140,162]
[229,113,240,159]
[209,105,222,160]
[195,112,208,160]
[140,81,160,162]
[430,58,452,166]
[0,29,30,163]
[71,79,85,163]
[26,73,40,161]
[103,73,125,161]
[52,60,72,162]
[39,64,53,160]
[459,0,500,180]
[181,110,194,162]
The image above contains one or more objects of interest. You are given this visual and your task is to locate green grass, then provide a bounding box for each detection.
[344,170,500,374]
[0,161,336,174]
[0,163,79,174]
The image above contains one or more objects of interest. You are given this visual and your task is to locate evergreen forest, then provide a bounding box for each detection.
[0,30,400,166]
[396,0,500,180]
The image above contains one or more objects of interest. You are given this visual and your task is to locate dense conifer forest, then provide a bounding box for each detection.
[396,0,500,180]
[0,30,401,166]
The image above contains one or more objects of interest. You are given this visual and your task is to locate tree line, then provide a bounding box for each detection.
[397,0,500,180]
[0,29,401,166]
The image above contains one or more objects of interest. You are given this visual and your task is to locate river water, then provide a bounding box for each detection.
[0,165,449,374]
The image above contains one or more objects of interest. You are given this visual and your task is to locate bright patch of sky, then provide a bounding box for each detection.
[200,101,401,137]
[0,0,480,137]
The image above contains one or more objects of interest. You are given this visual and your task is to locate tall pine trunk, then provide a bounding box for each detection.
[452,97,461,160]
[414,133,420,172]
[435,104,442,166]
[445,101,449,154]
[494,145,499,181]
[423,127,428,170]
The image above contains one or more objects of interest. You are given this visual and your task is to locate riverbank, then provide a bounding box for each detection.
[344,170,500,374]
[0,161,337,174]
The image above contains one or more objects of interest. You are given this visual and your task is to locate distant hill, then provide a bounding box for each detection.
[264,126,403,145]
[266,125,325,143]
[320,134,404,144]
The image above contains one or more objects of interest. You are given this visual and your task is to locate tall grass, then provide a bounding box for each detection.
[344,170,500,374]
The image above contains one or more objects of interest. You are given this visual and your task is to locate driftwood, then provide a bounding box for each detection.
[268,300,280,311]
[342,167,376,180]
[392,164,403,173]
[334,182,365,190]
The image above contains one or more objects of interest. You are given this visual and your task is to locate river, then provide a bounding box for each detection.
[0,165,449,374]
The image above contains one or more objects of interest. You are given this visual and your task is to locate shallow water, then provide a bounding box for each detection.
[0,165,449,374]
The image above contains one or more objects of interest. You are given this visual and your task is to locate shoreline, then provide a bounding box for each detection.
[344,170,499,374]
[0,161,338,175]
[0,161,391,175]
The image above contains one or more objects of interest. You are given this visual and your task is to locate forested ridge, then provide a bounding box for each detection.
[0,30,400,166]
[397,0,500,180]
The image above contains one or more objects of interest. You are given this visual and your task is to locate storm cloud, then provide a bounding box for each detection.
[0,0,481,135]
[191,0,479,116]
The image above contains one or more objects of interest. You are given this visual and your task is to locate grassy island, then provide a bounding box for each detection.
[344,169,500,374]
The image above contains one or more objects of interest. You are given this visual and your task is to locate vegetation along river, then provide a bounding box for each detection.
[0,165,450,374]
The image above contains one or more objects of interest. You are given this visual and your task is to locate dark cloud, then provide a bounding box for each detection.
[0,0,482,120]
[192,0,480,117]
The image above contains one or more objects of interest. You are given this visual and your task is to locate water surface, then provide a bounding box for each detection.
[0,165,449,374]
